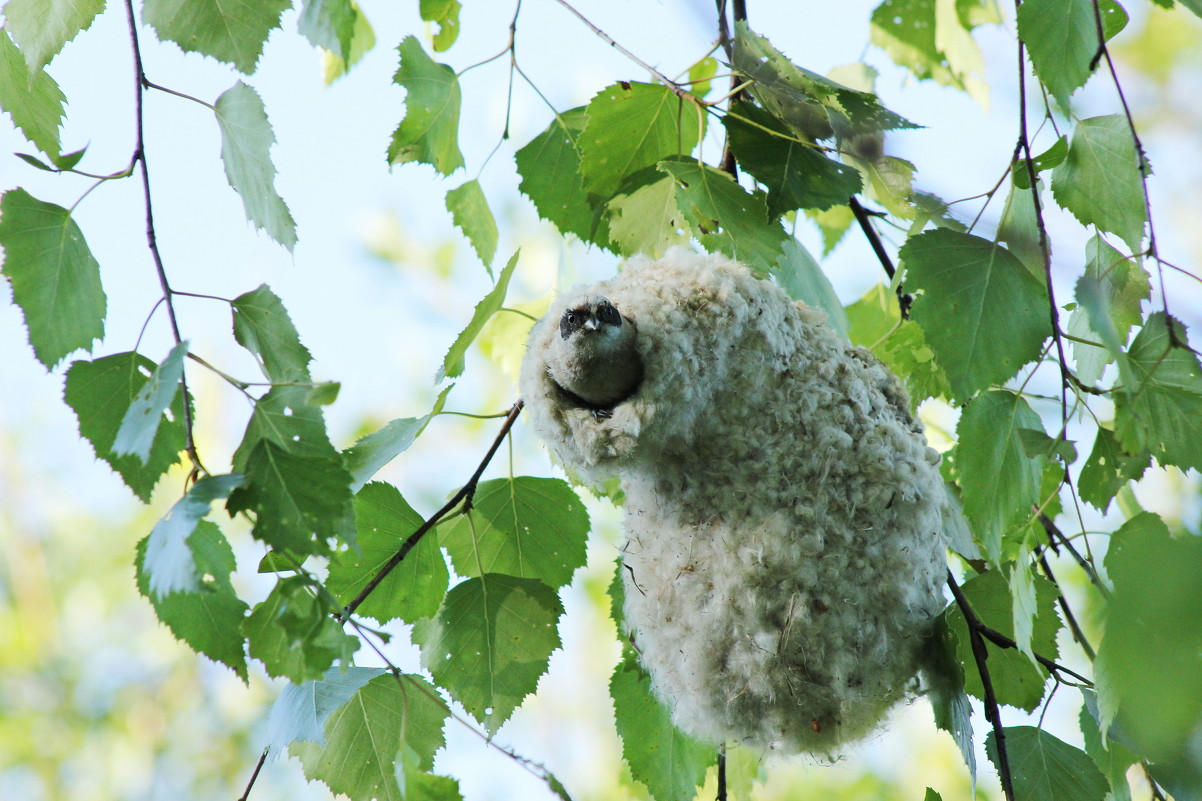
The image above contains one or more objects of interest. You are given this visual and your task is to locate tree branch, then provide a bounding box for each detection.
[237,747,269,801]
[946,570,1015,801]
[343,401,524,618]
[849,196,912,317]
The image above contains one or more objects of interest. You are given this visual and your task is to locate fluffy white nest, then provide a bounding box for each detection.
[520,250,947,753]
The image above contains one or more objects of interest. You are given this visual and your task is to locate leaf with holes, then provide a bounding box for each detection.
[388,36,463,175]
[578,82,703,197]
[415,574,563,734]
[420,0,461,51]
[232,385,340,471]
[610,655,716,801]
[215,82,297,250]
[0,188,105,369]
[1078,425,1150,512]
[142,474,245,599]
[327,482,448,624]
[438,477,589,590]
[136,521,249,680]
[64,352,186,502]
[903,229,1049,401]
[293,673,450,800]
[658,157,788,275]
[143,0,288,73]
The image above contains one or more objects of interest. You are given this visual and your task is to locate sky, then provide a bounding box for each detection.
[1,0,1200,798]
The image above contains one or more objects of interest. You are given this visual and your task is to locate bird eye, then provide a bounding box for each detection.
[598,303,621,325]
[564,311,577,325]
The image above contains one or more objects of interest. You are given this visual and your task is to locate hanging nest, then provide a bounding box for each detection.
[521,249,947,752]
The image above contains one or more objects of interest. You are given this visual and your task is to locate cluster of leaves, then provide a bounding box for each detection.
[2,0,1202,799]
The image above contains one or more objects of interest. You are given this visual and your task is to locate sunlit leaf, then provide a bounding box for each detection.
[0,188,105,368]
[387,36,463,175]
[415,574,563,733]
[903,229,1049,400]
[419,0,460,51]
[142,474,246,598]
[232,385,340,471]
[578,81,703,196]
[515,108,605,244]
[265,666,386,753]
[0,31,65,156]
[956,390,1045,559]
[439,477,589,590]
[232,285,313,382]
[343,385,452,492]
[1051,115,1147,253]
[113,341,188,463]
[143,0,288,73]
[327,482,447,624]
[3,0,104,72]
[1017,0,1102,107]
[658,157,788,275]
[606,172,689,257]
[64,352,185,502]
[438,250,519,381]
[610,656,716,801]
[136,521,249,680]
[244,576,358,683]
[446,179,498,270]
[215,82,297,250]
[297,0,358,63]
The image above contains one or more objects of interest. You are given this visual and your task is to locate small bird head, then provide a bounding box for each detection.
[560,295,624,340]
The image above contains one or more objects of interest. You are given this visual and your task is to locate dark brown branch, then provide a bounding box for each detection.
[122,0,204,479]
[237,747,269,801]
[716,745,727,801]
[343,401,524,617]
[946,570,1015,801]
[849,197,912,317]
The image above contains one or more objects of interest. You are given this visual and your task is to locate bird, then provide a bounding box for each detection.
[543,294,643,412]
[520,249,947,754]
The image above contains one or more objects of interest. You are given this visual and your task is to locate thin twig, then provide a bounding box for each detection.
[343,401,524,617]
[237,747,269,801]
[849,197,912,317]
[946,570,1015,801]
[123,0,204,479]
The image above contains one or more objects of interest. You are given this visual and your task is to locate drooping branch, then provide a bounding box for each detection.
[946,570,1015,801]
[343,400,525,618]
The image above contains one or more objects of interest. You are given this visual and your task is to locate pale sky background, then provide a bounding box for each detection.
[1,0,1200,798]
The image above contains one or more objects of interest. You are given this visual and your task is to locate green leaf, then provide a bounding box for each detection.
[327,482,447,624]
[0,31,65,156]
[214,82,297,250]
[734,21,918,141]
[343,385,452,492]
[515,108,604,244]
[437,250,519,382]
[724,100,862,215]
[1012,136,1067,190]
[64,352,185,502]
[0,188,105,368]
[387,36,463,175]
[232,284,313,383]
[771,238,849,340]
[1114,313,1202,473]
[112,341,188,463]
[606,172,689,258]
[1070,236,1149,385]
[446,179,498,270]
[986,726,1108,801]
[1079,690,1137,801]
[439,477,589,590]
[3,0,105,73]
[924,616,977,781]
[415,574,563,733]
[956,390,1045,559]
[227,439,354,554]
[1016,428,1077,465]
[924,790,943,801]
[995,175,1044,278]
[687,55,718,97]
[294,674,449,800]
[244,576,358,683]
[395,743,462,801]
[1097,512,1202,762]
[307,381,340,406]
[142,0,288,73]
[265,666,387,753]
[807,204,856,254]
[944,570,1060,712]
[297,0,358,63]
[578,81,703,197]
[610,656,716,801]
[859,154,919,218]
[1017,0,1104,108]
[1077,425,1150,512]
[658,157,789,275]
[135,520,249,680]
[320,5,375,84]
[902,229,1049,400]
[232,385,340,470]
[1051,115,1148,252]
[142,474,245,598]
[419,0,460,51]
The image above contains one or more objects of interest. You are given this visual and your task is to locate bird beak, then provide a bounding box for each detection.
[583,318,600,331]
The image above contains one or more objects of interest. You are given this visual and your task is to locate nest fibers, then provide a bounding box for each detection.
[520,250,947,753]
